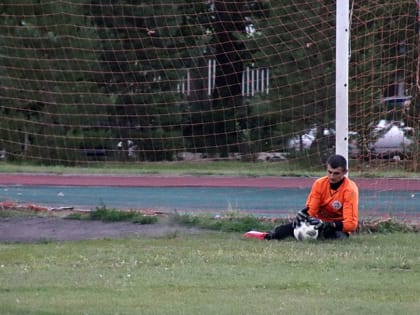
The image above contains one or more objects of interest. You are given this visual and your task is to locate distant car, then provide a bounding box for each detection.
[256,152,288,162]
[287,127,358,158]
[369,120,413,159]
[287,120,414,160]
[287,127,324,151]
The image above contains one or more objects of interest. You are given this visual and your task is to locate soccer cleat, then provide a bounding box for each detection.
[243,231,268,240]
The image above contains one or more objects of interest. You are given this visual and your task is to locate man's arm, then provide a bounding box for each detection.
[341,187,359,233]
[305,179,324,217]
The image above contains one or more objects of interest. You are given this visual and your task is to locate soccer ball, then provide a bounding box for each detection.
[293,221,319,241]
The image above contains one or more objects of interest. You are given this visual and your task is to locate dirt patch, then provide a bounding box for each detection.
[0,216,202,243]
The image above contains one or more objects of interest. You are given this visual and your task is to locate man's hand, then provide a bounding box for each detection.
[307,216,322,227]
[314,221,336,232]
[295,207,309,222]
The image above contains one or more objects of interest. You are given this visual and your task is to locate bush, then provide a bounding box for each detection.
[89,206,157,224]
[172,213,284,232]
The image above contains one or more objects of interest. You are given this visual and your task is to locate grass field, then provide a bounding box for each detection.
[1,230,420,315]
[1,160,418,178]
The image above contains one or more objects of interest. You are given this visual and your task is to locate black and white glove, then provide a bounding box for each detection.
[313,221,336,233]
[293,208,309,228]
[307,216,323,227]
[296,207,309,222]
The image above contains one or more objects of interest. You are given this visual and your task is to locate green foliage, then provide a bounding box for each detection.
[375,219,415,233]
[249,0,336,148]
[0,209,39,218]
[0,0,113,163]
[1,1,419,165]
[88,205,158,224]
[131,215,158,225]
[63,213,84,220]
[172,213,284,232]
[349,1,418,158]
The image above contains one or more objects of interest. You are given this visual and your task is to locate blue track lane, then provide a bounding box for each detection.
[1,185,419,219]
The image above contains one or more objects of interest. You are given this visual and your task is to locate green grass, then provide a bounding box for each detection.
[0,209,42,219]
[171,212,281,232]
[0,160,418,178]
[0,232,419,315]
[0,160,323,177]
[86,206,158,224]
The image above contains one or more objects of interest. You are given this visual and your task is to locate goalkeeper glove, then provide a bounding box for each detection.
[306,216,322,227]
[314,221,336,232]
[295,207,309,222]
[293,208,309,228]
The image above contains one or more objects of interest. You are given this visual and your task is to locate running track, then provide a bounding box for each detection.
[1,174,419,220]
[0,173,420,191]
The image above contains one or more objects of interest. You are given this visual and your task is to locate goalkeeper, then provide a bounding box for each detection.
[244,154,359,240]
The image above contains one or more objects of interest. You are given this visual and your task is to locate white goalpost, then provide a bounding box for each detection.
[336,0,350,162]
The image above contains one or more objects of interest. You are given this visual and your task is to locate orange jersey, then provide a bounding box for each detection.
[306,176,359,233]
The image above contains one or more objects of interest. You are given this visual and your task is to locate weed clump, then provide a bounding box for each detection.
[172,213,285,232]
[88,206,158,224]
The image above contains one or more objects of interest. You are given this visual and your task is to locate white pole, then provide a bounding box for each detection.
[336,0,350,162]
[261,69,265,93]
[246,66,250,96]
[212,59,216,94]
[251,68,255,96]
[208,59,211,96]
[266,68,269,94]
[241,69,245,96]
[186,69,190,96]
[256,68,260,93]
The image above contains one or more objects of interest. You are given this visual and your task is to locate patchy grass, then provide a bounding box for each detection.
[172,212,283,232]
[0,232,420,314]
[170,211,420,235]
[0,208,48,218]
[358,217,419,233]
[63,206,159,225]
[2,206,419,234]
[1,207,419,314]
[88,206,158,224]
[1,160,419,178]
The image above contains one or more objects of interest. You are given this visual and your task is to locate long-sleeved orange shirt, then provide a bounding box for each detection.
[306,176,359,233]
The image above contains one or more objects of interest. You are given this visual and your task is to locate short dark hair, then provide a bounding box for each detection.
[327,154,347,170]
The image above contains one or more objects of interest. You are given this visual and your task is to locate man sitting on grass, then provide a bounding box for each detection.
[244,154,359,240]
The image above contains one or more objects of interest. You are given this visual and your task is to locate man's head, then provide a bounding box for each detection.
[326,154,347,184]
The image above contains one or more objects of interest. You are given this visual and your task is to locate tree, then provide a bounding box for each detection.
[245,0,336,157]
[89,0,188,160]
[180,1,268,157]
[0,0,111,164]
[350,1,417,161]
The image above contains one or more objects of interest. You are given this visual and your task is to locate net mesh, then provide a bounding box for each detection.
[0,0,419,171]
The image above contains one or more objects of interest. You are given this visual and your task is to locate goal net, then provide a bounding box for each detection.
[0,0,419,172]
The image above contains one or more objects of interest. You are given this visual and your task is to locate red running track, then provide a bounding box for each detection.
[1,173,420,191]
